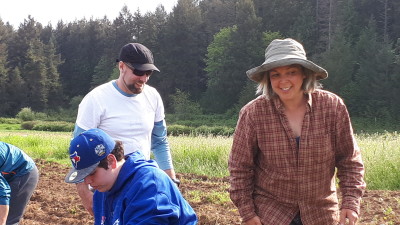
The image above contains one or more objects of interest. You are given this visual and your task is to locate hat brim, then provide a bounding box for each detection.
[247,58,328,82]
[130,63,160,72]
[65,162,99,183]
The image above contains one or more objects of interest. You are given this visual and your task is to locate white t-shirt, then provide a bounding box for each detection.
[75,81,165,159]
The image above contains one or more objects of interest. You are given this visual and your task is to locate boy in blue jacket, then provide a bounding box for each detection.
[65,128,197,225]
[0,142,39,225]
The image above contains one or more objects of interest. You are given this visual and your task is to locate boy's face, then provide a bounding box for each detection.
[83,156,118,192]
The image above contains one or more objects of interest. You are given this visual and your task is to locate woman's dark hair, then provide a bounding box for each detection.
[98,140,124,170]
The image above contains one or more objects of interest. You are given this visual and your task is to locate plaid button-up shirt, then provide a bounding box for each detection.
[229,90,365,225]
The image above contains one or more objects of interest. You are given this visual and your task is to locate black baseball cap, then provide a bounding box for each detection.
[116,43,160,72]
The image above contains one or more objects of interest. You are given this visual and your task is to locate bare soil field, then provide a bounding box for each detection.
[20,159,400,225]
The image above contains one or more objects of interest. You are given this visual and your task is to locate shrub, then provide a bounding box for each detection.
[167,125,193,136]
[0,117,21,124]
[16,107,35,121]
[194,126,234,136]
[20,120,74,132]
[169,89,202,120]
[166,114,237,128]
[167,124,234,137]
[45,108,77,122]
[21,121,37,130]
[352,117,400,134]
[35,112,48,120]
[32,121,74,132]
[69,95,84,112]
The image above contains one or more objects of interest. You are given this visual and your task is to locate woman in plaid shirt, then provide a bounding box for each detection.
[228,38,366,225]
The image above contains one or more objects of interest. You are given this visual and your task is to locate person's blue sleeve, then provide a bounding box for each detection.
[0,142,32,205]
[123,169,196,225]
[0,175,11,205]
[151,120,173,170]
[127,192,181,225]
[73,124,86,138]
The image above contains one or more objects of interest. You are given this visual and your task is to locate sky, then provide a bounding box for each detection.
[0,0,178,28]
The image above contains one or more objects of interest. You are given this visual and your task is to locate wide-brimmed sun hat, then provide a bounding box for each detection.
[246,38,328,82]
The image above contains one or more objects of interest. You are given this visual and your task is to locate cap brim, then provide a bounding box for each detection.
[65,162,99,183]
[131,63,160,72]
[246,58,328,82]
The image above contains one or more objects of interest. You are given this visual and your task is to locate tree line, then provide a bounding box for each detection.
[0,0,399,125]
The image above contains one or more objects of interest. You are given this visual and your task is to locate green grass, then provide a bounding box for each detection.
[0,124,21,130]
[169,135,232,177]
[0,130,399,190]
[359,132,400,190]
[0,130,72,164]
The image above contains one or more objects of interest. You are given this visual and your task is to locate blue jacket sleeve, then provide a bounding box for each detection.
[0,142,33,205]
[126,193,181,225]
[0,174,11,205]
[73,124,86,138]
[151,120,173,170]
[123,171,180,225]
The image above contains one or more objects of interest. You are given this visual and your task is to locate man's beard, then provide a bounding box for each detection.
[126,84,144,94]
[122,77,144,94]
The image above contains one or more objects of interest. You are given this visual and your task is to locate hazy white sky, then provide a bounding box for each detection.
[0,0,178,28]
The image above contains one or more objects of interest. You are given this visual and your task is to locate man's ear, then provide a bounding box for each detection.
[107,154,118,169]
[118,61,124,71]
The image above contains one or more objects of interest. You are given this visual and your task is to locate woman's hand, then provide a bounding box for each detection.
[244,216,262,225]
[339,209,358,225]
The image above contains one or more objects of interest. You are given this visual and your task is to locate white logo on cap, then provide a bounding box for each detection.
[95,144,106,156]
[69,171,78,181]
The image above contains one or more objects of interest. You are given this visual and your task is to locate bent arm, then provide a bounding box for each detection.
[123,170,195,224]
[73,125,94,216]
[335,102,366,214]
[151,120,176,179]
[76,182,94,216]
[229,109,258,222]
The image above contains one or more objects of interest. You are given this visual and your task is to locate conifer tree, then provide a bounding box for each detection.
[353,18,395,121]
[44,36,64,109]
[0,20,10,115]
[158,0,207,106]
[6,68,26,116]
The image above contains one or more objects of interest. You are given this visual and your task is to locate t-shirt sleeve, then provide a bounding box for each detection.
[75,92,102,130]
[154,90,165,123]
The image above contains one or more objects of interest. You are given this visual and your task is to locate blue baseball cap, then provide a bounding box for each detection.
[65,128,116,183]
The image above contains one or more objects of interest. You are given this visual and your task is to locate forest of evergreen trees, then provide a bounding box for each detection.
[0,0,399,125]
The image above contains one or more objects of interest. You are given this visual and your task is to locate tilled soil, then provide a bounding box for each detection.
[20,159,400,225]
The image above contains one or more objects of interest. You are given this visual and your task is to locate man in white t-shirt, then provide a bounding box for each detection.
[73,43,179,215]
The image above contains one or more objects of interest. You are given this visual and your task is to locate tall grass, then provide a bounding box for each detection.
[0,130,72,164]
[358,132,400,190]
[0,130,399,190]
[168,135,232,177]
